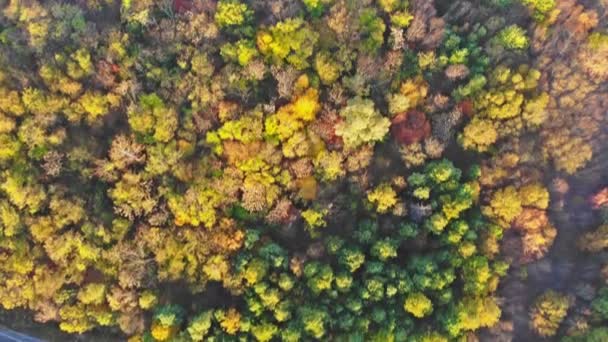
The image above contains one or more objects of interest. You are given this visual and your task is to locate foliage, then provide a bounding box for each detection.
[314,51,342,85]
[520,0,556,22]
[302,0,333,16]
[301,208,328,237]
[404,292,433,318]
[358,9,386,54]
[562,328,608,342]
[335,98,390,150]
[496,25,529,50]
[591,287,608,320]
[215,0,253,35]
[459,118,497,152]
[367,183,398,213]
[440,26,488,70]
[447,297,501,335]
[257,18,319,70]
[220,39,259,66]
[578,225,608,253]
[460,65,547,152]
[187,311,213,341]
[142,161,506,339]
[128,93,178,143]
[0,0,592,340]
[578,33,608,81]
[483,186,522,227]
[529,290,570,337]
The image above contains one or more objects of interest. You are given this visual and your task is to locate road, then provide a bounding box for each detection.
[0,329,42,342]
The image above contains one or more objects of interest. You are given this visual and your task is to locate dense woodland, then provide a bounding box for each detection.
[0,0,607,341]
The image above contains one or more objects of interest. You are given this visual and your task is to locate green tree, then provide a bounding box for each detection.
[299,306,328,339]
[496,25,529,50]
[371,238,398,261]
[591,287,608,320]
[338,246,366,272]
[358,9,386,54]
[304,262,334,294]
[187,311,213,341]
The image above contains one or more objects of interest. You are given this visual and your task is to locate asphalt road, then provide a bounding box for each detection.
[0,329,42,342]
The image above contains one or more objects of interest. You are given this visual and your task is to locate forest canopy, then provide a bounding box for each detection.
[0,0,606,341]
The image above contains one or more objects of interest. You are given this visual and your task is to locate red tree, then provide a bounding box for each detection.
[391,110,431,145]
